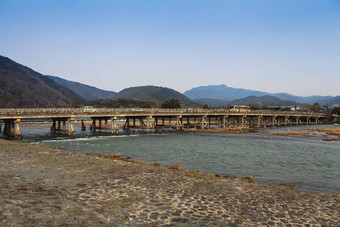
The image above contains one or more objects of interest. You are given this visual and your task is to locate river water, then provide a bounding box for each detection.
[4,123,340,194]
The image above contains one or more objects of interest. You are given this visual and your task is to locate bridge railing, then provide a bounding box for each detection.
[0,108,327,117]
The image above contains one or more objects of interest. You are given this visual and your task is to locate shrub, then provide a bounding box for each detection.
[150,161,160,166]
[168,161,184,170]
[241,176,256,184]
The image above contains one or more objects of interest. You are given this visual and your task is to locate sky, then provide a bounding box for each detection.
[1,0,340,96]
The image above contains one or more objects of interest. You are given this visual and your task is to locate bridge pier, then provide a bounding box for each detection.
[176,116,183,131]
[91,117,113,133]
[51,118,75,135]
[111,117,119,134]
[3,119,21,137]
[81,119,86,131]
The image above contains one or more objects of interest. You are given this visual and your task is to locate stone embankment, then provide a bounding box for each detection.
[0,139,339,226]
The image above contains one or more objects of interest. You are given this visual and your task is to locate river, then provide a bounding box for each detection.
[3,123,340,194]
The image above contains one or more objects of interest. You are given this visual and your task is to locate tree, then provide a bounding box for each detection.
[141,103,153,108]
[332,107,340,115]
[310,103,320,112]
[161,99,181,108]
[202,104,210,109]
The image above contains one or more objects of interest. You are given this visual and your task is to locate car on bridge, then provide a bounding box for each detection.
[83,106,97,113]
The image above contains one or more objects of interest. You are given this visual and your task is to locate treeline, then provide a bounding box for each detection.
[85,98,155,108]
[84,98,183,108]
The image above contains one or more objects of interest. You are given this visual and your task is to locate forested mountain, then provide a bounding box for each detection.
[0,55,84,108]
[114,86,198,107]
[48,75,117,100]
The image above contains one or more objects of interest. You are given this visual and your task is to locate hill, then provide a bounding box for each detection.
[48,75,117,100]
[184,84,334,105]
[230,95,297,106]
[114,86,198,107]
[0,56,84,108]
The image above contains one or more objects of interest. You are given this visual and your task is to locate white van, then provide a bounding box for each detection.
[83,106,97,113]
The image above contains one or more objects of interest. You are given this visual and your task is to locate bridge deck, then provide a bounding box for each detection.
[0,108,326,119]
[0,108,328,137]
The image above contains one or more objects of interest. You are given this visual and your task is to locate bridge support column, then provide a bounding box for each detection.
[81,119,86,131]
[110,117,119,134]
[4,119,21,137]
[176,116,182,131]
[51,118,75,135]
[201,116,207,129]
[272,116,278,128]
[67,118,75,135]
[222,116,226,128]
[257,116,261,128]
[263,117,267,128]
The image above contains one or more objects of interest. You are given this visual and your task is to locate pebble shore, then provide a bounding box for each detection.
[0,139,339,226]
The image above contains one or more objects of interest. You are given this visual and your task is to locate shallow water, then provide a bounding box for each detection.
[4,123,340,194]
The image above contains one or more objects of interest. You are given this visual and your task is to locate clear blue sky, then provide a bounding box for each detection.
[1,0,340,96]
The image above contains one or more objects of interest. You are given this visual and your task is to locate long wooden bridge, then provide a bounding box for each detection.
[0,108,328,137]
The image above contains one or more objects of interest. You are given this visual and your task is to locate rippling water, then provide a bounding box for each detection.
[6,123,340,194]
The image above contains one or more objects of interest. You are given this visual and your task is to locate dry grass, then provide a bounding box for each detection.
[307,128,340,136]
[150,161,160,167]
[241,176,256,184]
[205,173,215,178]
[197,127,249,134]
[20,123,52,128]
[322,137,340,142]
[104,153,122,159]
[332,193,340,198]
[274,130,303,136]
[168,161,184,171]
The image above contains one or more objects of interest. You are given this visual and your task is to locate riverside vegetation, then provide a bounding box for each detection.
[274,128,340,141]
[0,139,339,226]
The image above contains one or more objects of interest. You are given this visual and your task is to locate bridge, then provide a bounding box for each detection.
[0,108,328,137]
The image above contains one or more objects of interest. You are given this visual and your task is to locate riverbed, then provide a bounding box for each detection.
[4,123,340,194]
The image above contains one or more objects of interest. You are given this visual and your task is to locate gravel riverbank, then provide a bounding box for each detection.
[0,139,339,226]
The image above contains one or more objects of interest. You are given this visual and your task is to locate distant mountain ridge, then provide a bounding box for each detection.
[48,75,117,100]
[230,95,296,106]
[184,84,335,106]
[114,86,198,107]
[1,54,338,108]
[184,84,267,101]
[193,98,230,107]
[0,55,84,108]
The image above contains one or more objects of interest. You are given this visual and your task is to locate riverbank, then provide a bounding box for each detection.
[0,139,339,226]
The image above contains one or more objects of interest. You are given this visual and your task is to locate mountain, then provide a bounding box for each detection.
[193,98,230,107]
[273,93,333,105]
[48,75,117,100]
[184,84,334,105]
[114,86,198,107]
[0,55,84,108]
[184,84,268,101]
[318,96,340,107]
[230,95,297,106]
